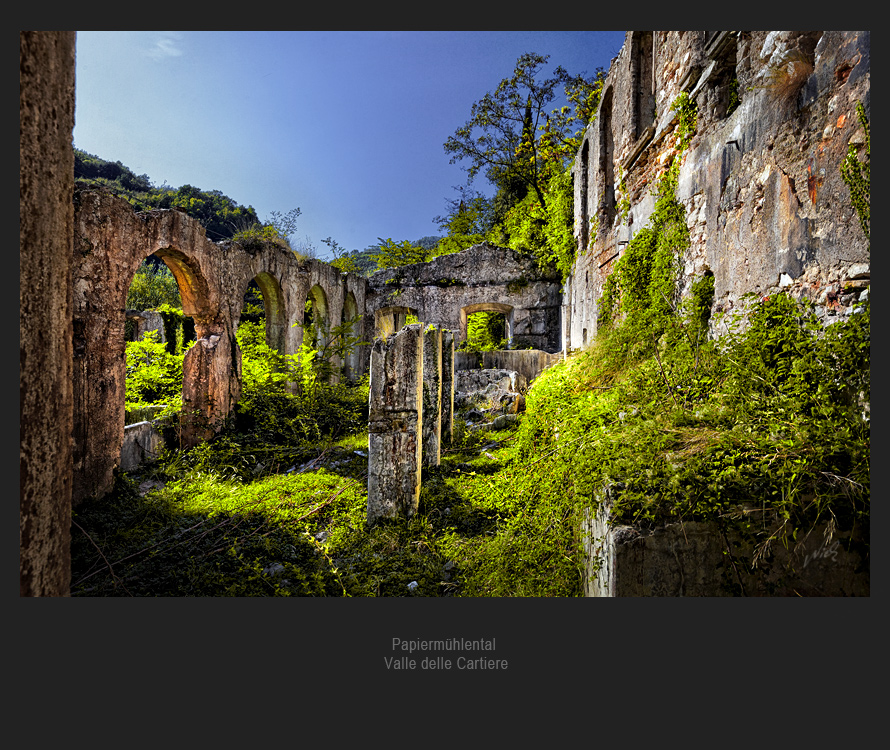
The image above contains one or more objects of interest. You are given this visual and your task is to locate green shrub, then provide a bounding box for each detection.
[124,330,184,420]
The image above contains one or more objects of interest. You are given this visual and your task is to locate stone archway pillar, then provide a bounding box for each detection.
[180,322,241,447]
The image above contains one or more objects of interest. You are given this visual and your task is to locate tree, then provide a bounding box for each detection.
[267,208,302,244]
[322,237,362,275]
[432,186,490,258]
[444,53,604,214]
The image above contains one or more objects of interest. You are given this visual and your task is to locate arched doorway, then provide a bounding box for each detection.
[238,271,287,354]
[303,284,329,351]
[459,303,514,349]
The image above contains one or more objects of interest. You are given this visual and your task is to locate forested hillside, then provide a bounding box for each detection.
[74,148,263,242]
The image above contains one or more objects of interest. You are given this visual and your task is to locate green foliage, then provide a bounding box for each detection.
[84,287,870,597]
[461,311,507,352]
[231,222,290,251]
[126,259,182,310]
[727,77,740,116]
[124,330,184,420]
[492,291,869,593]
[74,148,263,242]
[491,165,577,279]
[370,237,431,272]
[441,53,606,279]
[444,53,603,210]
[672,91,698,152]
[599,157,688,344]
[70,469,368,597]
[432,191,489,259]
[599,94,697,338]
[840,101,870,246]
[266,208,302,244]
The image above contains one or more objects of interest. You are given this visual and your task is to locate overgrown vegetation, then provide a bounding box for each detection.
[126,259,182,310]
[71,84,870,598]
[460,311,508,352]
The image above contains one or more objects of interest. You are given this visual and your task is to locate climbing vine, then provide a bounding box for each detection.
[841,101,870,247]
[673,91,698,151]
[617,166,631,224]
[598,93,696,346]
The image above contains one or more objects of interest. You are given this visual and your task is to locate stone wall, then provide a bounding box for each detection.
[366,243,564,353]
[20,30,869,595]
[570,31,870,597]
[569,31,870,345]
[71,190,368,503]
[581,487,869,596]
[20,31,76,596]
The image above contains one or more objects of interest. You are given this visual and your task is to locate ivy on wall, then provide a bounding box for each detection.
[841,101,870,248]
[598,94,697,346]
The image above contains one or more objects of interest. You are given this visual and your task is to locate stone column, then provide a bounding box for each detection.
[367,324,424,523]
[20,31,76,596]
[180,323,242,447]
[422,325,442,466]
[441,330,455,445]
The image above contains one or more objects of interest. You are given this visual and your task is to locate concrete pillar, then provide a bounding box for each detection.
[367,324,424,523]
[441,330,455,445]
[20,31,76,596]
[422,325,442,466]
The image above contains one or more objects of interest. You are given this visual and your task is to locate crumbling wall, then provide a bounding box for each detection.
[581,488,869,596]
[71,190,369,503]
[20,30,77,596]
[569,31,870,345]
[366,243,563,353]
[367,324,425,523]
[367,324,456,523]
[570,31,870,596]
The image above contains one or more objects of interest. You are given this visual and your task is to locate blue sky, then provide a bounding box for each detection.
[73,31,627,259]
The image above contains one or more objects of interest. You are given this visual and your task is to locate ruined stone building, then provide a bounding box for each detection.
[20,31,869,595]
[567,31,870,346]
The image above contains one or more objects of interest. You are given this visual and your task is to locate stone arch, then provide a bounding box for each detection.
[459,302,514,347]
[238,271,287,353]
[152,246,212,320]
[138,245,235,448]
[304,283,329,349]
[374,305,419,337]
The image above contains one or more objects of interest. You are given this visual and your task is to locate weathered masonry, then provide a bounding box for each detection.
[72,190,368,502]
[69,193,561,509]
[566,31,869,595]
[365,243,563,353]
[20,31,869,595]
[367,324,456,524]
[567,31,870,346]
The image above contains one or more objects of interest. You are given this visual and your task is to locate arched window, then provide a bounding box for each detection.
[599,87,616,228]
[580,139,590,251]
[632,31,656,139]
[459,303,514,349]
[303,284,329,350]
